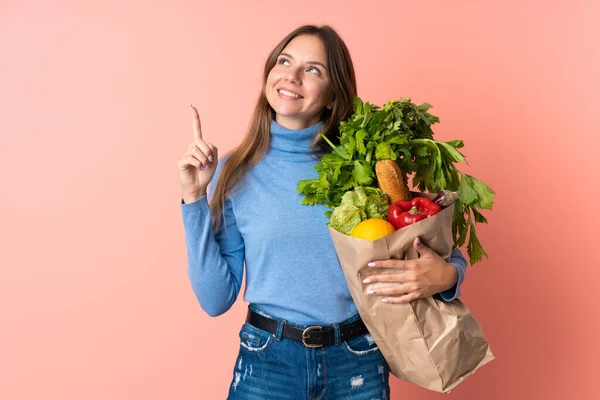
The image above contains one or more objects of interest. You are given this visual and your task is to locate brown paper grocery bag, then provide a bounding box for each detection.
[328,194,495,393]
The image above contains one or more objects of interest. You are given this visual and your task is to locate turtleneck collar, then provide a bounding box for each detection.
[268,120,323,159]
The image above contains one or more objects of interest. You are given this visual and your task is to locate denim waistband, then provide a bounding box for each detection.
[248,303,362,330]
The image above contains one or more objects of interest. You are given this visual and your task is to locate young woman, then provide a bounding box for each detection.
[177,25,467,399]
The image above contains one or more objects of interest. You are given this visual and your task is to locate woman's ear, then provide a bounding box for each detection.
[326,95,335,110]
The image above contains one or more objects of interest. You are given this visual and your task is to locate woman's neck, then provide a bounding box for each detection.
[269,119,323,158]
[275,114,320,130]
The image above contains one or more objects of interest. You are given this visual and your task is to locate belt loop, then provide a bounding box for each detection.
[333,323,341,345]
[275,319,286,341]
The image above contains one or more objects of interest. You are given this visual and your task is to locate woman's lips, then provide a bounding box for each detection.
[278,89,303,100]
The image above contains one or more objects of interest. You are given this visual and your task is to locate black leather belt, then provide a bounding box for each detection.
[246,307,369,348]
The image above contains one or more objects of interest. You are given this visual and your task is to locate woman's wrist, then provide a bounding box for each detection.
[182,191,206,204]
[442,262,459,291]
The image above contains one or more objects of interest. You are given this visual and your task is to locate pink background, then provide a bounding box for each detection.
[1,0,599,399]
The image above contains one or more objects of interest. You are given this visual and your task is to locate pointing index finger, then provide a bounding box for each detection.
[191,104,202,140]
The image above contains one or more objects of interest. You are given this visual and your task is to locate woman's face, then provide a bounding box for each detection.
[265,34,334,130]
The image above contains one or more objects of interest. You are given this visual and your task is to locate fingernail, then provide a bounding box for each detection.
[208,154,213,163]
[415,237,421,245]
[368,290,376,295]
[362,278,371,283]
[381,299,389,303]
[367,262,376,267]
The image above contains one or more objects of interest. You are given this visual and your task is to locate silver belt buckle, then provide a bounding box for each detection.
[302,326,323,348]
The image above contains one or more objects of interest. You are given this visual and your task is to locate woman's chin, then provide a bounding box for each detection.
[273,110,301,121]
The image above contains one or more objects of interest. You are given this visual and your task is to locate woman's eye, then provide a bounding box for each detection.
[278,58,289,65]
[307,66,321,75]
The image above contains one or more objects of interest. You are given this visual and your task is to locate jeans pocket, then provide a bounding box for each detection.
[239,323,274,354]
[343,333,382,356]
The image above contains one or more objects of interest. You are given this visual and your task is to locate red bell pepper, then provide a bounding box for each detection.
[387,197,442,230]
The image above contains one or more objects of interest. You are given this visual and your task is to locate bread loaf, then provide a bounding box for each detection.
[375,159,412,203]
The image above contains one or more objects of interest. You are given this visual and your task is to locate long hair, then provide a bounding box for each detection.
[210,25,357,231]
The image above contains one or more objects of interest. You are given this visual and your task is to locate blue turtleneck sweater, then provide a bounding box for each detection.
[180,120,466,325]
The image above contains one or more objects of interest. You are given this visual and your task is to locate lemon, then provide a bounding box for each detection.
[350,218,395,241]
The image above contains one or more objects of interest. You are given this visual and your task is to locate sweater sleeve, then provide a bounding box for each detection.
[180,164,245,317]
[437,248,467,302]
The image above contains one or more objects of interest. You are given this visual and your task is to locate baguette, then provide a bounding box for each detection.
[375,159,412,203]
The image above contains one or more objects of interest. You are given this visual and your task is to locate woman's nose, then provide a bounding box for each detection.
[285,67,301,85]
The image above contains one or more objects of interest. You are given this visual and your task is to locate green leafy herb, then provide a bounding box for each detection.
[297,97,495,264]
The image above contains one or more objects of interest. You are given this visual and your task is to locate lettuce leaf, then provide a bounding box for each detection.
[328,187,389,234]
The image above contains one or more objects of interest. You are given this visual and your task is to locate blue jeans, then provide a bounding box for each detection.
[227,305,390,399]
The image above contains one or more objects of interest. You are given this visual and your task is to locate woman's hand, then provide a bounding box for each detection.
[362,237,458,304]
[177,105,219,203]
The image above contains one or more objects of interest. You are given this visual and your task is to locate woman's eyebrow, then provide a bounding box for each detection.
[279,52,328,71]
